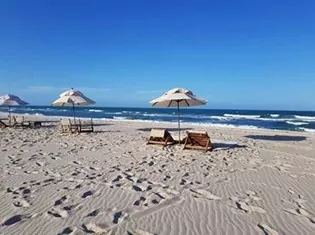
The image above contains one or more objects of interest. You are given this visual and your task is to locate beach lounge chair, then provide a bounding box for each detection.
[0,118,8,128]
[60,119,78,133]
[147,128,175,147]
[183,130,213,152]
[12,116,28,128]
[78,119,94,133]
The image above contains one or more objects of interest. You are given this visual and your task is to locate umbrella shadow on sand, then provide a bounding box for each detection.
[245,135,307,142]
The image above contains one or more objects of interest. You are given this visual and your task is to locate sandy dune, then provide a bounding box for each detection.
[0,118,315,234]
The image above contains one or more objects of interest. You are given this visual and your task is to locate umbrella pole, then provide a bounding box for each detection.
[177,101,181,144]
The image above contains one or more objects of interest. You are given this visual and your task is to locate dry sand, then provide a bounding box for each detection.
[0,117,315,235]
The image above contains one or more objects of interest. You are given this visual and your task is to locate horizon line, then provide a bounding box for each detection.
[1,105,314,112]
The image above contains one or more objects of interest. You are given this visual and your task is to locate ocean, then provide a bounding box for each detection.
[1,106,315,133]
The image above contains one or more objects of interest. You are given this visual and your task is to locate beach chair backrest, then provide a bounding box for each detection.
[147,128,175,147]
[60,119,73,133]
[16,116,24,123]
[79,119,91,125]
[150,129,166,138]
[69,119,77,125]
[183,130,213,152]
[77,118,94,132]
[187,131,210,146]
[11,116,17,123]
[61,119,71,126]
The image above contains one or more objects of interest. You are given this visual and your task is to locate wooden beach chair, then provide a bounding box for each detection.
[60,119,78,134]
[183,130,213,152]
[78,119,94,133]
[147,129,175,147]
[12,116,28,128]
[0,118,8,128]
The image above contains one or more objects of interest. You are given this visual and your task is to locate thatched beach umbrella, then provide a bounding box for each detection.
[0,94,29,124]
[52,88,95,122]
[150,88,207,142]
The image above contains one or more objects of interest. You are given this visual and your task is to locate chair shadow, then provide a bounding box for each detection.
[92,130,121,133]
[137,127,193,132]
[18,124,57,129]
[245,135,307,141]
[213,142,247,150]
[36,125,57,129]
[93,123,113,127]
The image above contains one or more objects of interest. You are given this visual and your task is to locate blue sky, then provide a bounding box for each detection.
[0,0,314,110]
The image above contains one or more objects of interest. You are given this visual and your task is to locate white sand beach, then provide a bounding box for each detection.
[1,117,315,235]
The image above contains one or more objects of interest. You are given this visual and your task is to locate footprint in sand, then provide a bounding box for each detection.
[54,195,69,206]
[1,214,32,226]
[82,190,95,199]
[190,189,221,200]
[134,196,146,206]
[112,175,123,183]
[155,191,172,200]
[13,199,30,208]
[128,230,156,235]
[258,223,279,235]
[284,208,315,224]
[180,179,191,185]
[288,189,296,195]
[133,184,151,192]
[86,209,101,217]
[51,156,61,160]
[151,197,161,205]
[126,175,139,183]
[63,203,82,212]
[47,207,68,218]
[68,184,82,190]
[58,227,78,235]
[284,192,315,224]
[82,223,109,234]
[236,201,266,214]
[7,187,19,195]
[113,210,129,224]
[246,191,262,201]
[35,161,44,167]
[89,166,101,171]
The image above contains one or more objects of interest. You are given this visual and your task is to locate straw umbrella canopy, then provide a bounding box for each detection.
[150,88,207,142]
[52,88,95,121]
[0,94,29,122]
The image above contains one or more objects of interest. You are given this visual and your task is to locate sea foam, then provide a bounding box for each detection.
[286,121,308,126]
[224,114,261,119]
[295,115,315,121]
